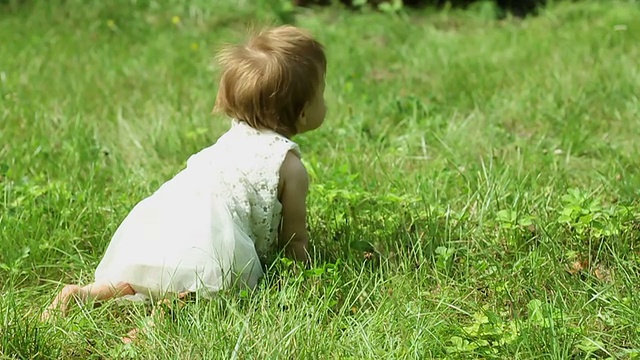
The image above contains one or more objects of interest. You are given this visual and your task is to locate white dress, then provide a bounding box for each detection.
[94,120,300,300]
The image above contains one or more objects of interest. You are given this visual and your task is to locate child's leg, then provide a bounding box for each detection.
[42,282,135,320]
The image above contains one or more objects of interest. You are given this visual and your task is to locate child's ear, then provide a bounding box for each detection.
[297,108,307,125]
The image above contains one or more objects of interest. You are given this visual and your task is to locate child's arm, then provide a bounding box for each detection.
[278,151,310,264]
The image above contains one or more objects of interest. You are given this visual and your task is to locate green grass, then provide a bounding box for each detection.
[1,0,640,358]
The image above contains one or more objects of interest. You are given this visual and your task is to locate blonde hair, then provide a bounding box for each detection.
[214,25,326,135]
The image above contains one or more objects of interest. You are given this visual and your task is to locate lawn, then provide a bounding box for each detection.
[1,0,639,358]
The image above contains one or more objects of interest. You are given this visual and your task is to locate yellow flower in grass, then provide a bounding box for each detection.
[172,16,181,25]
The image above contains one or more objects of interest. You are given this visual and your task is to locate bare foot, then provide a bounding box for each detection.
[120,292,192,344]
[121,327,143,344]
[41,284,81,321]
[154,291,191,316]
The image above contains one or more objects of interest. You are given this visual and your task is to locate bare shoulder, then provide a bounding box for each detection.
[279,151,309,193]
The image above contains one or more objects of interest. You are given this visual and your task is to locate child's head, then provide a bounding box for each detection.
[214,25,327,136]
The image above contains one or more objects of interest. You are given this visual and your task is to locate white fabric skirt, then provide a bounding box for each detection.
[94,179,263,301]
